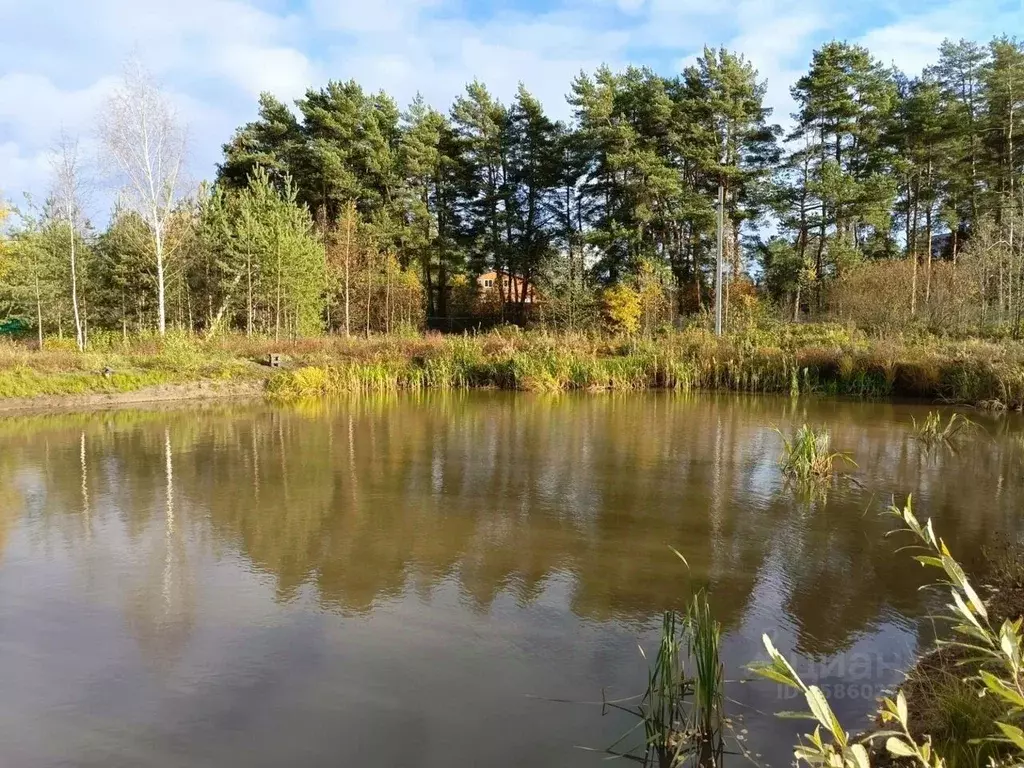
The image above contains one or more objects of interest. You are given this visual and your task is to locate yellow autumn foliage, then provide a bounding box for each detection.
[601,283,642,335]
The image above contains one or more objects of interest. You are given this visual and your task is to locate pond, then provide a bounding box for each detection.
[0,393,1021,767]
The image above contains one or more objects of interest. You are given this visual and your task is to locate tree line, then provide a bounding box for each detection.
[1,37,1023,342]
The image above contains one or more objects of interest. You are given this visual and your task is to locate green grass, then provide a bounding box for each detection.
[0,366,177,398]
[0,332,257,399]
[5,324,1024,406]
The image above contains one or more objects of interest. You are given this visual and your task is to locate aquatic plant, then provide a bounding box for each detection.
[776,424,856,485]
[604,547,726,768]
[754,635,945,768]
[637,609,693,768]
[911,411,978,447]
[621,599,725,768]
[686,591,724,766]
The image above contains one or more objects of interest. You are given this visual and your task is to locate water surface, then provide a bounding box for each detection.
[1,393,1021,767]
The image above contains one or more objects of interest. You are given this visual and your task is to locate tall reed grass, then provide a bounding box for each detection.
[238,327,1024,406]
[6,325,1024,406]
[607,549,725,768]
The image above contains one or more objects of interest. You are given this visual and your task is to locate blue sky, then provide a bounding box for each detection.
[2,0,1023,219]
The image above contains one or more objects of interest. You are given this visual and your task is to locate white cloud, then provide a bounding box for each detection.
[0,142,54,208]
[317,8,633,117]
[615,0,648,14]
[857,0,1024,76]
[309,0,445,33]
[0,0,306,216]
[727,2,831,126]
[860,22,950,73]
[0,74,117,144]
[668,0,830,127]
[215,45,317,100]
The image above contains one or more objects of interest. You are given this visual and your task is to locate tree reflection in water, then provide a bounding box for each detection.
[0,394,1020,660]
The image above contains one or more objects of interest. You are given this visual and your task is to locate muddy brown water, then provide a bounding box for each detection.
[0,393,1022,767]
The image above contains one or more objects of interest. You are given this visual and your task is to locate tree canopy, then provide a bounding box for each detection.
[3,35,1024,338]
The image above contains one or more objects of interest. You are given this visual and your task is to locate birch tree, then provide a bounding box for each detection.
[99,60,186,336]
[51,132,86,349]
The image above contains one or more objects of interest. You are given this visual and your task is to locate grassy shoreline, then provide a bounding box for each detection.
[3,324,1024,407]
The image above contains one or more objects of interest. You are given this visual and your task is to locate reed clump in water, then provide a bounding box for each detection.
[685,593,724,767]
[606,546,725,768]
[635,610,692,768]
[623,602,725,768]
[911,411,979,447]
[777,424,856,485]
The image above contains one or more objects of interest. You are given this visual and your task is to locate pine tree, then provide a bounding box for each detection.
[506,85,560,315]
[569,66,680,284]
[789,41,898,306]
[93,207,156,336]
[235,168,325,338]
[893,74,954,312]
[219,93,305,192]
[400,96,465,319]
[568,66,627,283]
[928,39,990,246]
[546,120,591,309]
[2,202,84,344]
[298,80,371,220]
[681,47,780,318]
[192,184,244,333]
[451,81,511,298]
[985,38,1024,217]
[984,37,1024,324]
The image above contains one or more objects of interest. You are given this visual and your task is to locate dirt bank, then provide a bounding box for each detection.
[0,378,267,413]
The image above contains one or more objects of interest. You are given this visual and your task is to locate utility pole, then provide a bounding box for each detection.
[714,181,724,336]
